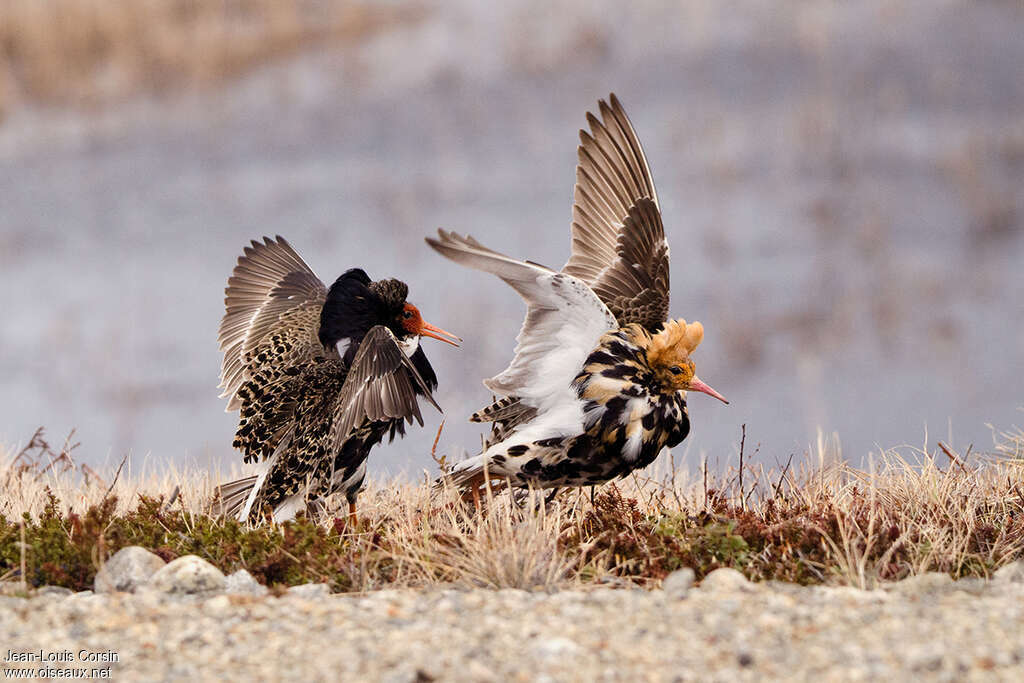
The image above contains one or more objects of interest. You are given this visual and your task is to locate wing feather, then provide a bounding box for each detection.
[563,94,670,331]
[330,326,441,450]
[218,236,333,411]
[425,230,617,413]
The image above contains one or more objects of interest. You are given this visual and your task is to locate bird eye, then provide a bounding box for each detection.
[403,310,413,319]
[669,366,683,375]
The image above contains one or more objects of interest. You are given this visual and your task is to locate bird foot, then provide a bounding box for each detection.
[332,502,358,534]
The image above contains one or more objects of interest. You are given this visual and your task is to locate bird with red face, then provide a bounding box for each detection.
[214,236,459,523]
[428,94,727,500]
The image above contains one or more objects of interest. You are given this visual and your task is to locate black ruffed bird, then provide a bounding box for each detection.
[427,94,727,499]
[214,236,459,523]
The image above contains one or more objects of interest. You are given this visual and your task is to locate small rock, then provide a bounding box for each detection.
[993,560,1024,583]
[95,546,166,593]
[887,572,953,594]
[35,586,73,598]
[700,567,753,592]
[531,637,579,658]
[151,555,226,595]
[662,568,696,598]
[224,569,268,596]
[287,583,331,598]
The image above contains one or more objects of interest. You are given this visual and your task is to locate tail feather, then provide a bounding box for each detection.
[470,396,539,451]
[470,396,534,424]
[210,475,259,519]
[433,455,490,493]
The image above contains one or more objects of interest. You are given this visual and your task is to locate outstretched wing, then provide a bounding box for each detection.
[329,325,442,450]
[563,93,670,331]
[218,236,333,411]
[425,230,617,413]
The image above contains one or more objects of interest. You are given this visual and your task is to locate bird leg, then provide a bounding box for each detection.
[331,502,358,535]
[543,487,561,507]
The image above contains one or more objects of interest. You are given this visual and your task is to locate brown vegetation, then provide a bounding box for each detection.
[1,425,1023,593]
[0,0,419,116]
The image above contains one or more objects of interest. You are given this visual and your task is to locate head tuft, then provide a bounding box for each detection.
[650,319,703,357]
[368,279,409,312]
[645,319,704,388]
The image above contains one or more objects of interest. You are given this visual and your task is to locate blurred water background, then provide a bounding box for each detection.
[1,0,1022,477]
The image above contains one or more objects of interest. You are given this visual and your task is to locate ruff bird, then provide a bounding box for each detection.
[426,94,726,498]
[214,236,459,523]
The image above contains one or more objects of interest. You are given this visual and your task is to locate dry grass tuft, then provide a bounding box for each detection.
[0,0,419,116]
[1,425,1023,593]
[390,487,581,590]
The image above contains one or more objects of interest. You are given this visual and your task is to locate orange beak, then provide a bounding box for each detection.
[688,376,728,404]
[419,320,461,347]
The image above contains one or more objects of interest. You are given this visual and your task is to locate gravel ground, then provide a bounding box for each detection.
[3,575,1023,681]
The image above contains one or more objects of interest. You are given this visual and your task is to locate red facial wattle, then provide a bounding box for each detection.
[402,303,460,346]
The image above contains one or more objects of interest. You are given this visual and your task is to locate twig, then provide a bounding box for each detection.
[738,424,746,509]
[430,420,447,473]
[19,518,27,594]
[13,427,46,466]
[82,465,106,490]
[702,453,708,511]
[773,453,795,500]
[743,480,759,507]
[101,453,129,504]
[60,429,81,460]
[937,441,969,475]
[668,450,684,510]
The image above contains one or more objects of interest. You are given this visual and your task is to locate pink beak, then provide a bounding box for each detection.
[688,376,729,404]
[419,320,461,347]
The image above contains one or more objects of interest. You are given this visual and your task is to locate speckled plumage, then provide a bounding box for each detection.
[213,236,444,522]
[427,94,726,496]
[478,325,691,488]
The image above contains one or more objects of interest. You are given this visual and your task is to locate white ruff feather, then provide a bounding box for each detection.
[398,335,420,357]
[238,433,291,522]
[272,494,306,523]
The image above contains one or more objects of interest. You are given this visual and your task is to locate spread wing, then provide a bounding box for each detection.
[425,230,617,413]
[218,236,334,412]
[563,93,670,332]
[329,325,442,450]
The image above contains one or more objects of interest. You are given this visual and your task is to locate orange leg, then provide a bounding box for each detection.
[332,502,358,535]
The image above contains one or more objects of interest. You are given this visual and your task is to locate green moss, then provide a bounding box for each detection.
[2,481,1021,593]
[0,489,383,592]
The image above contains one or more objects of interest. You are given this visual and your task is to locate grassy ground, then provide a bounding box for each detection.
[2,424,1023,594]
[0,0,418,116]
